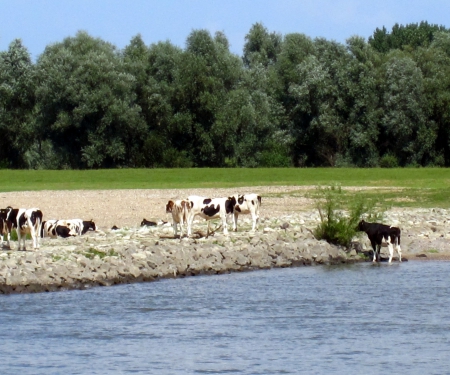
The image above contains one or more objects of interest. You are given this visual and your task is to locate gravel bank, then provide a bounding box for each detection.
[1,188,449,294]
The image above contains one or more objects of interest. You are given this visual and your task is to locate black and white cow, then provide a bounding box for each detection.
[166,199,190,237]
[232,194,261,232]
[67,219,97,235]
[357,220,402,263]
[41,220,78,238]
[5,207,43,251]
[186,195,236,237]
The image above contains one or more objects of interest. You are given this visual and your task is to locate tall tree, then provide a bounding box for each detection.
[172,29,243,166]
[243,22,282,68]
[0,39,35,168]
[369,21,450,53]
[381,52,435,165]
[34,31,146,168]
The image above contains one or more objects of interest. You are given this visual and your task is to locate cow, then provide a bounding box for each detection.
[66,219,97,235]
[0,208,9,246]
[231,194,261,232]
[165,199,191,237]
[41,220,78,238]
[186,195,237,237]
[141,219,157,227]
[357,220,402,263]
[5,207,43,251]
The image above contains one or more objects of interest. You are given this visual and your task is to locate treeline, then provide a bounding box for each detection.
[1,21,450,169]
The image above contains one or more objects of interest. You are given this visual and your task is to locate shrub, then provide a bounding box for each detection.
[379,153,399,168]
[313,185,385,247]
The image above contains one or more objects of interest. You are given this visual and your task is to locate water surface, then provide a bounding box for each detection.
[1,261,449,374]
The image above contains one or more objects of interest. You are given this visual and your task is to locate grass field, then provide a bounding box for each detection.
[1,168,450,208]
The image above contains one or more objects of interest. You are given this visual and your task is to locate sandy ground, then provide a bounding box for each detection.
[0,186,313,230]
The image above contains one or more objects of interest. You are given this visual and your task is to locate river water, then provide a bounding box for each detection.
[1,261,449,374]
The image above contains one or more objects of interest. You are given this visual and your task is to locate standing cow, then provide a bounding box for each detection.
[186,195,236,237]
[357,220,402,263]
[0,208,9,247]
[232,194,261,232]
[166,199,190,237]
[5,207,43,251]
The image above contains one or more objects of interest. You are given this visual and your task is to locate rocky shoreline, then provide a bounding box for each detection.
[1,207,450,294]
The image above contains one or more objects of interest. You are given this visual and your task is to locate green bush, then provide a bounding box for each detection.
[379,153,399,168]
[313,185,385,247]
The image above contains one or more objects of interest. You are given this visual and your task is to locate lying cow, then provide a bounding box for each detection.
[141,218,157,227]
[187,195,236,237]
[166,199,190,237]
[67,219,97,235]
[357,219,402,263]
[41,220,78,238]
[232,194,261,232]
[5,206,43,251]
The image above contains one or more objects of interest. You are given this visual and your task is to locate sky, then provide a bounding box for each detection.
[2,0,450,61]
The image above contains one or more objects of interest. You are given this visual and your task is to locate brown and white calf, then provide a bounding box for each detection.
[232,194,261,232]
[0,208,9,247]
[357,220,402,263]
[166,199,190,237]
[186,195,237,237]
[5,207,43,250]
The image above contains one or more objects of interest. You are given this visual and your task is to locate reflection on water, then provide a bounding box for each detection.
[1,261,450,374]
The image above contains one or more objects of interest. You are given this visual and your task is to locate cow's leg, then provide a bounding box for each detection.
[33,225,40,249]
[187,214,193,237]
[179,220,184,238]
[397,244,402,262]
[222,215,229,235]
[387,241,394,263]
[206,221,211,238]
[370,241,377,262]
[173,221,178,237]
[233,212,238,232]
[251,211,257,231]
[17,230,25,251]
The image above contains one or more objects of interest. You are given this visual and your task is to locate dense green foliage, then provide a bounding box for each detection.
[2,22,450,168]
[313,185,385,247]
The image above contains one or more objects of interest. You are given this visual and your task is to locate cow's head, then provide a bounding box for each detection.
[165,200,175,213]
[357,220,366,231]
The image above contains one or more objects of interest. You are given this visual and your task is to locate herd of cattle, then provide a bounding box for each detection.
[0,192,402,263]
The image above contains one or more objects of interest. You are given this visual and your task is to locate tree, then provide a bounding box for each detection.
[243,22,282,68]
[0,39,36,168]
[369,22,450,53]
[381,53,435,166]
[171,29,243,166]
[34,31,146,168]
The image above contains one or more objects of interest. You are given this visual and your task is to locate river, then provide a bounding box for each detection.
[1,261,449,374]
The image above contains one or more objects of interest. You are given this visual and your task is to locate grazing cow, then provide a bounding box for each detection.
[357,220,402,263]
[5,207,43,251]
[186,195,237,237]
[41,220,78,238]
[165,199,190,237]
[232,194,262,232]
[141,218,157,227]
